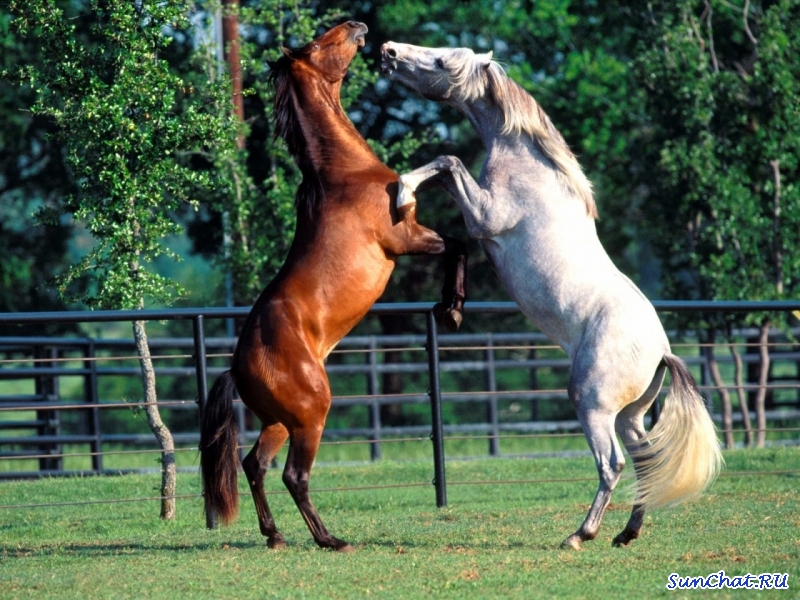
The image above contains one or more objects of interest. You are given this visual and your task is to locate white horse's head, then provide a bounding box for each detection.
[382,41,595,217]
[380,42,493,102]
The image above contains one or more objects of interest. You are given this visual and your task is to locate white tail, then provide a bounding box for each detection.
[633,354,723,510]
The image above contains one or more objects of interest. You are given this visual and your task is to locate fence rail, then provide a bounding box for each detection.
[3,301,800,508]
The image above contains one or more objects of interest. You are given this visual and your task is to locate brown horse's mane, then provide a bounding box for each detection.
[268,55,325,219]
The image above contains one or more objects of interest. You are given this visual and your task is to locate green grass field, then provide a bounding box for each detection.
[1,447,798,599]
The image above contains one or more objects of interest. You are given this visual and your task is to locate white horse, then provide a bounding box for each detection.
[381,42,722,549]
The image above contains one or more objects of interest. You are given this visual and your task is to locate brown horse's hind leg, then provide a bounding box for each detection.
[283,426,353,552]
[242,421,289,549]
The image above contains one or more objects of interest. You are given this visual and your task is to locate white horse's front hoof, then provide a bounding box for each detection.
[561,534,583,550]
[397,176,417,210]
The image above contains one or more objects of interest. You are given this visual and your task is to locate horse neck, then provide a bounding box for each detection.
[455,94,570,173]
[452,96,507,150]
[291,75,382,175]
[454,94,596,222]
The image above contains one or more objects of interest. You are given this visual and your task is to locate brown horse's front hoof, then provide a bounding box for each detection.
[267,534,287,549]
[444,309,463,331]
[327,538,354,552]
[433,303,463,332]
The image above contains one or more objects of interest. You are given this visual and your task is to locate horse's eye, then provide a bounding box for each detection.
[435,58,445,69]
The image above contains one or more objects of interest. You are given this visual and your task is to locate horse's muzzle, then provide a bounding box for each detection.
[380,43,397,75]
[348,21,368,48]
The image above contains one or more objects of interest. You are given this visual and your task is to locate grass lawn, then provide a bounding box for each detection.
[0,447,798,599]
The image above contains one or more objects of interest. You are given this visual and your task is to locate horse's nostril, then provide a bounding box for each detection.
[387,48,397,58]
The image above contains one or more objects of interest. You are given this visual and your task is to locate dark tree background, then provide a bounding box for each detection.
[3,1,799,423]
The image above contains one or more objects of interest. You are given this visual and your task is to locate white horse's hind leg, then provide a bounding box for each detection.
[611,412,649,547]
[611,363,666,547]
[562,409,625,550]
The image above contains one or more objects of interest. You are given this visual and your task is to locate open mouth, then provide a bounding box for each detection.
[380,47,397,76]
[354,32,366,48]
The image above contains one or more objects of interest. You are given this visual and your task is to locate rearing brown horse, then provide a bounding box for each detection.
[199,22,467,552]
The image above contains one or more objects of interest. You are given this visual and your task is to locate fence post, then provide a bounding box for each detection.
[366,336,382,461]
[84,339,103,474]
[485,334,500,456]
[193,316,209,409]
[425,311,447,508]
[700,338,710,404]
[34,345,61,472]
[529,343,539,421]
[192,315,216,530]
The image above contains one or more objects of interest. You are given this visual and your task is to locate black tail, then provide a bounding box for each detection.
[199,370,240,525]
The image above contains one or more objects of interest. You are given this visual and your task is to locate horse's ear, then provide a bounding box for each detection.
[281,46,294,60]
[478,51,493,67]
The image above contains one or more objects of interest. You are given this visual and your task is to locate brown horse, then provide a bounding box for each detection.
[199,21,467,552]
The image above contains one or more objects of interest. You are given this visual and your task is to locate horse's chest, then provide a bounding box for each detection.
[480,235,541,299]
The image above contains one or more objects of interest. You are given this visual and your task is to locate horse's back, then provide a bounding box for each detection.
[485,208,668,387]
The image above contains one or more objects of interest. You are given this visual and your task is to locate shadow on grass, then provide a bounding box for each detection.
[0,539,267,558]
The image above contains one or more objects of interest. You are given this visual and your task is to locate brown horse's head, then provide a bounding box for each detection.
[268,21,369,218]
[281,21,367,82]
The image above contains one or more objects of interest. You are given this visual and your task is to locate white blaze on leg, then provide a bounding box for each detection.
[397,175,418,210]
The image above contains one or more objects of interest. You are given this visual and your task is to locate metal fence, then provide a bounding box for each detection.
[2,301,800,507]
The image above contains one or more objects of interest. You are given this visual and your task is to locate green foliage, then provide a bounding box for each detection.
[0,199,72,314]
[11,0,230,310]
[0,4,78,321]
[635,0,800,328]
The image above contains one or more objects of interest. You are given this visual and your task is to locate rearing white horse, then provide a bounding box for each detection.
[381,42,722,550]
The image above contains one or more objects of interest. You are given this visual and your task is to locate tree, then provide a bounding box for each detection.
[0,4,80,330]
[634,0,800,446]
[11,0,237,516]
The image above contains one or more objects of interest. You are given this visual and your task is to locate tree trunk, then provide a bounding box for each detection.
[755,320,771,448]
[703,332,734,449]
[133,319,176,519]
[729,342,753,447]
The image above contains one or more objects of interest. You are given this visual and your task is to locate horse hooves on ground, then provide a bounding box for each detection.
[267,535,287,550]
[560,535,583,551]
[611,530,637,547]
[328,539,354,553]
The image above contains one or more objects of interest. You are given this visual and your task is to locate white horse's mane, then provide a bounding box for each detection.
[446,49,597,218]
